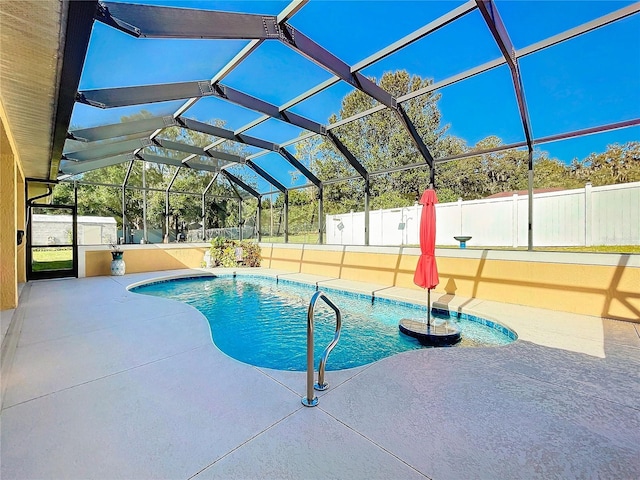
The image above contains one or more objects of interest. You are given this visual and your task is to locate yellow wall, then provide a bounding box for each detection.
[267,245,304,272]
[261,245,640,322]
[433,256,639,322]
[300,248,343,278]
[0,118,20,310]
[84,246,208,277]
[16,168,25,283]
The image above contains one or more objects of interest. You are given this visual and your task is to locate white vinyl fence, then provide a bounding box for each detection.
[326,182,640,247]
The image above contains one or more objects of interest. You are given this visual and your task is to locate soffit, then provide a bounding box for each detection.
[0,0,65,179]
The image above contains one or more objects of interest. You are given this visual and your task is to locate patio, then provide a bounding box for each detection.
[1,268,639,479]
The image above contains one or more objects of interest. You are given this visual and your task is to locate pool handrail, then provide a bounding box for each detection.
[301,290,342,407]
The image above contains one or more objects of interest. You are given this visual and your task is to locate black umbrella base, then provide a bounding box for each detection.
[399,318,462,346]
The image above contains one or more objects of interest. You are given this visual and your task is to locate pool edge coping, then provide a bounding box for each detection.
[128,269,519,343]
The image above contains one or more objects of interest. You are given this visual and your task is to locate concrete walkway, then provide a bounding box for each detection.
[1,268,639,479]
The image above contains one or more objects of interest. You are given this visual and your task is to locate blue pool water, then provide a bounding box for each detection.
[132,275,516,371]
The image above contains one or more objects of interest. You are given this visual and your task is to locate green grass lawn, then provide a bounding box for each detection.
[259,238,639,253]
[438,245,640,254]
[32,248,73,271]
[534,245,640,254]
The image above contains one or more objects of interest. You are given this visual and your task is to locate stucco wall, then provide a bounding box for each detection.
[262,244,640,323]
[76,242,640,322]
[81,244,209,277]
[16,172,25,284]
[1,118,18,310]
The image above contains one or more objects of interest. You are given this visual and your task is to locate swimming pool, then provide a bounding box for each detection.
[131,275,516,371]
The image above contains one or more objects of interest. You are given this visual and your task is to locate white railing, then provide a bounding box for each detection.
[326,182,640,247]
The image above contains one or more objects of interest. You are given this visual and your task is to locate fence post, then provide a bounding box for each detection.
[364,181,370,246]
[512,193,519,248]
[585,182,592,247]
[284,191,289,244]
[350,210,355,245]
[457,197,463,236]
[413,203,419,244]
[317,185,323,245]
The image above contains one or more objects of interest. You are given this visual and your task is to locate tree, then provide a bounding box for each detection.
[56,83,638,237]
[296,70,446,212]
[53,164,135,221]
[55,110,258,239]
[569,141,640,186]
[533,155,581,189]
[292,71,639,211]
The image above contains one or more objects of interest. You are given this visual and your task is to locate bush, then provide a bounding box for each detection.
[240,241,261,267]
[209,238,261,267]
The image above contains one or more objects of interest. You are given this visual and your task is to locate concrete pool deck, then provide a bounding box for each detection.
[1,267,639,479]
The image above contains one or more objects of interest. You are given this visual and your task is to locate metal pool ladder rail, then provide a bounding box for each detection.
[301,291,342,407]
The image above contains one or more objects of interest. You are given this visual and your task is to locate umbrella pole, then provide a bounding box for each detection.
[427,288,431,327]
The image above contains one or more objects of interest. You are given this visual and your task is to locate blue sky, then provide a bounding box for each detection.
[70,0,639,191]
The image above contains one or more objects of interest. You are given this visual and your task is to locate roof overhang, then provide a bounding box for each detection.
[0,0,96,182]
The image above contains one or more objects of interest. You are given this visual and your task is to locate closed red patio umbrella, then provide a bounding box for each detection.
[413,188,439,325]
